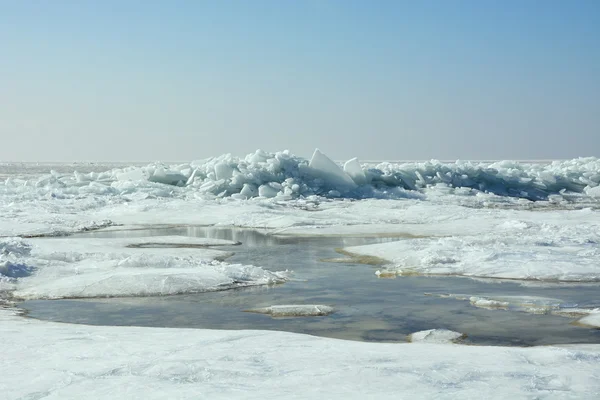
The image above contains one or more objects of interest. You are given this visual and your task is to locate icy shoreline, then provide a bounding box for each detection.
[1,309,599,399]
[2,152,600,398]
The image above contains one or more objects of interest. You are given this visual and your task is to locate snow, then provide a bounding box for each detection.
[408,329,466,343]
[1,309,599,399]
[2,153,600,397]
[342,216,600,282]
[13,262,288,300]
[245,305,335,317]
[1,151,599,284]
[3,236,288,300]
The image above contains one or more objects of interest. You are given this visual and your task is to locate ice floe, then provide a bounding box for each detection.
[408,329,466,344]
[344,219,600,282]
[2,236,288,300]
[425,293,600,326]
[245,304,335,317]
[574,310,600,328]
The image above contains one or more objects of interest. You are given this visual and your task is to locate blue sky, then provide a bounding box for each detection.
[1,1,599,161]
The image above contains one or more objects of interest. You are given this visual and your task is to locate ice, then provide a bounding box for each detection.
[343,217,600,281]
[213,161,234,180]
[239,183,258,198]
[576,310,600,328]
[343,157,368,185]
[26,236,236,259]
[586,186,600,198]
[3,163,599,284]
[430,294,573,315]
[0,237,31,256]
[116,168,147,182]
[246,304,335,317]
[306,148,358,190]
[0,262,35,279]
[258,183,279,198]
[14,262,287,299]
[469,297,510,310]
[2,151,600,240]
[5,237,288,299]
[2,155,600,397]
[4,154,599,204]
[2,309,599,399]
[148,167,187,186]
[408,329,465,343]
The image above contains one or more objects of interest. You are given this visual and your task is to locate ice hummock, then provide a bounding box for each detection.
[3,149,600,202]
[306,149,358,190]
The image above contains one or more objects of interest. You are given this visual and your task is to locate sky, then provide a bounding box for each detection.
[1,1,599,162]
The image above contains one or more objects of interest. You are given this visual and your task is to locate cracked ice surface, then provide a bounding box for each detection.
[1,309,599,399]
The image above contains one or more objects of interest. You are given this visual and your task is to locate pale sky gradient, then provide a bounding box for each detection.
[1,1,599,161]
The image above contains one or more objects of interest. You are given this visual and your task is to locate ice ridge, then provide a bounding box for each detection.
[2,149,600,202]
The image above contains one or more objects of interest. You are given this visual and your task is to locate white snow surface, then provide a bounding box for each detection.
[3,154,600,397]
[1,309,599,400]
[2,236,287,299]
[1,152,600,283]
[1,149,600,238]
[344,211,600,282]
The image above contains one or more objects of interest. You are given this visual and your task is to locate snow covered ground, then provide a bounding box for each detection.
[2,150,600,398]
[2,309,600,399]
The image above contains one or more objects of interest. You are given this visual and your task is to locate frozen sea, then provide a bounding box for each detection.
[2,150,600,399]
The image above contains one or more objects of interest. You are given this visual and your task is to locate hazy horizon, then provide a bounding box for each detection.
[2,1,599,162]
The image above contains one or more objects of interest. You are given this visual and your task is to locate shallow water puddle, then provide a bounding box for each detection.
[21,226,600,346]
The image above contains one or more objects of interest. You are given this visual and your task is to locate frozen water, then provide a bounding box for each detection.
[343,216,600,282]
[343,157,367,185]
[2,308,600,399]
[4,236,287,299]
[2,153,600,398]
[2,151,600,204]
[576,311,600,328]
[408,329,465,343]
[246,304,335,317]
[307,148,358,190]
[14,263,287,300]
[427,293,595,317]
